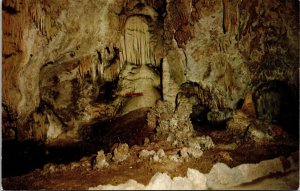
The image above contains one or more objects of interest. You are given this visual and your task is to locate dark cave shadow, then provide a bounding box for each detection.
[2,108,153,178]
[2,139,98,178]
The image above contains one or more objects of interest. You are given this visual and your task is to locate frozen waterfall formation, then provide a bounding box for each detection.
[118,16,161,114]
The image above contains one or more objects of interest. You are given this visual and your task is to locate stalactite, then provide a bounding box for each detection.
[236,1,241,40]
[78,56,90,81]
[222,0,229,34]
[97,60,102,80]
[100,63,104,81]
[46,16,51,39]
[123,16,153,66]
[15,0,19,11]
[41,13,44,35]
[25,1,51,39]
[19,20,22,41]
[91,63,96,83]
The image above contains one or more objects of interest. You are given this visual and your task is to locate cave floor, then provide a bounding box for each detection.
[3,141,298,190]
[2,109,299,190]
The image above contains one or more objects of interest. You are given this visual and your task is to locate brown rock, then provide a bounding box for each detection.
[241,92,256,117]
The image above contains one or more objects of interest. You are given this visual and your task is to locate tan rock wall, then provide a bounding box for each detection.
[165,0,298,111]
[2,0,298,141]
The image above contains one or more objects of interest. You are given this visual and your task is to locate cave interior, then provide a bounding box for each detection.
[1,0,300,190]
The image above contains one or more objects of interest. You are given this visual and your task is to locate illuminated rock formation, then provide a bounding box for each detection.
[2,0,298,142]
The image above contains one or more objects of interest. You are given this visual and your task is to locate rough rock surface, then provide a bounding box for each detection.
[227,109,291,144]
[89,168,207,190]
[206,155,298,189]
[89,153,299,190]
[94,150,109,170]
[147,100,215,159]
[42,155,93,175]
[2,0,299,144]
[112,143,130,163]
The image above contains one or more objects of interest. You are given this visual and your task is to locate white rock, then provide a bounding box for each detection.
[247,126,273,143]
[187,168,207,189]
[206,157,285,188]
[196,136,215,149]
[146,173,172,190]
[95,150,109,169]
[171,177,193,190]
[112,143,130,162]
[89,156,295,190]
[89,179,145,190]
[46,113,63,140]
[180,147,189,158]
[168,154,181,162]
[89,168,207,190]
[187,147,203,158]
[139,149,156,159]
[169,118,178,128]
[188,138,201,150]
[152,154,160,162]
[157,149,166,158]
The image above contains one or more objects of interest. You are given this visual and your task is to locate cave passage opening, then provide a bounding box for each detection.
[253,80,298,135]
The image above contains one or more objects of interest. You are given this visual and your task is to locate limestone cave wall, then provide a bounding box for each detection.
[2,0,299,142]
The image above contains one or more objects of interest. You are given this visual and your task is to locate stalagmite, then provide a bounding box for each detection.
[91,62,97,83]
[162,57,170,101]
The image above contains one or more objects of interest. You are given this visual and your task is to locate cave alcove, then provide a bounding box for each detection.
[253,80,298,135]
